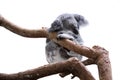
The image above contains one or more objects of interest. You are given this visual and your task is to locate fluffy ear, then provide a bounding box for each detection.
[74,14,88,27]
[49,20,63,32]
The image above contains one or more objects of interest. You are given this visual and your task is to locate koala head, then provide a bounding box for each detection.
[49,13,88,34]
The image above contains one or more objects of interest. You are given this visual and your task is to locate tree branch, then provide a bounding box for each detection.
[0,15,48,38]
[92,46,112,80]
[0,15,112,80]
[0,58,95,80]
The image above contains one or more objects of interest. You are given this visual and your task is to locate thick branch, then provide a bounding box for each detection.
[92,46,112,80]
[0,58,95,80]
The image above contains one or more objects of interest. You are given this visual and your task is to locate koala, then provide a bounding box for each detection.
[45,13,88,63]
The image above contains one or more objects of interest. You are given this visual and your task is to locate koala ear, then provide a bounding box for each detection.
[49,20,63,32]
[74,14,82,22]
[74,14,88,26]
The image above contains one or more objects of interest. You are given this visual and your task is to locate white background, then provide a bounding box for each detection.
[0,0,119,80]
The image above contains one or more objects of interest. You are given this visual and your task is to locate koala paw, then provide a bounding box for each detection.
[57,33,74,40]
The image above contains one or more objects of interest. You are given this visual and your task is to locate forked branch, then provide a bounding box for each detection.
[0,58,95,80]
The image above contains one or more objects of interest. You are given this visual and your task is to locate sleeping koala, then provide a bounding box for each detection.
[45,13,88,63]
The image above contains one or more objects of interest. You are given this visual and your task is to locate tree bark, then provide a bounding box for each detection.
[0,58,95,80]
[0,15,48,38]
[0,15,112,80]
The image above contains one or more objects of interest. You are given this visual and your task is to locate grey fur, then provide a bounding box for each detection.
[45,13,88,63]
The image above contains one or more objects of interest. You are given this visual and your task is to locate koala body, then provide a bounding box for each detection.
[45,13,88,63]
